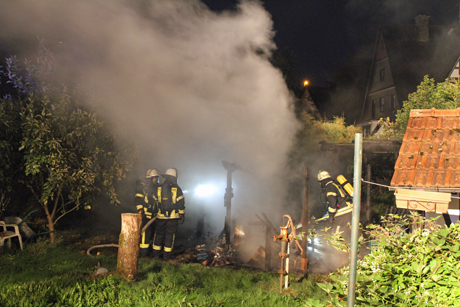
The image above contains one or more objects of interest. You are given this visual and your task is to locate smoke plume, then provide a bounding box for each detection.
[0,0,299,258]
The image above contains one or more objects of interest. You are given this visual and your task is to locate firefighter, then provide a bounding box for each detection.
[152,168,185,260]
[317,170,347,222]
[135,168,160,257]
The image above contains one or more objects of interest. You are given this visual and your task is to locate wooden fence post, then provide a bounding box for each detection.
[117,213,142,280]
[366,164,371,224]
[300,168,309,272]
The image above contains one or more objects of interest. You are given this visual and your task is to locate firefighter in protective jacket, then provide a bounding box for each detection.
[135,168,160,256]
[317,170,350,221]
[152,168,185,259]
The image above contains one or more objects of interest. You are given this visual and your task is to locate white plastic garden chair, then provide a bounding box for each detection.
[0,221,23,251]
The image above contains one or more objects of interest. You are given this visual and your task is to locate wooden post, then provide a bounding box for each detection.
[300,168,309,272]
[366,164,371,223]
[222,161,238,248]
[117,213,142,280]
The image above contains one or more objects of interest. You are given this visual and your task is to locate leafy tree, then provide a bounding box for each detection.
[381,76,460,139]
[0,97,23,193]
[2,41,135,243]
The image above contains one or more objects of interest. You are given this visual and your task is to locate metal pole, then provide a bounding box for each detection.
[285,243,290,289]
[347,133,363,307]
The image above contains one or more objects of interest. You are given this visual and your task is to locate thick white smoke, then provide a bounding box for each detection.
[0,0,299,258]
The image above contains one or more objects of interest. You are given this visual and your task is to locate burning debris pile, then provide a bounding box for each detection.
[190,222,247,267]
[193,236,235,267]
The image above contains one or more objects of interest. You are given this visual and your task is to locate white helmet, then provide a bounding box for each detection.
[163,168,177,178]
[146,168,159,178]
[317,170,332,181]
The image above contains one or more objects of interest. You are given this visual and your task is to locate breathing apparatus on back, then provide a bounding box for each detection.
[317,170,354,202]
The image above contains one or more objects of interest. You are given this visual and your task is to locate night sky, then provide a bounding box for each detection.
[202,0,460,87]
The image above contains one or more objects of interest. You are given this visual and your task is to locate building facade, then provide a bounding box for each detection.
[360,15,460,136]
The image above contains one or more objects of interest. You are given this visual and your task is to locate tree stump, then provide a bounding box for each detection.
[117,213,142,280]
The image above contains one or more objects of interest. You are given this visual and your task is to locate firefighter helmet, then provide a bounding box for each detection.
[146,168,159,178]
[317,170,332,181]
[163,168,177,178]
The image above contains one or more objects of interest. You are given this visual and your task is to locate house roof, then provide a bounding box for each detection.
[381,23,460,103]
[391,108,460,191]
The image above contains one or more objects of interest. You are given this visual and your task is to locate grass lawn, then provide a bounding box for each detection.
[0,230,330,307]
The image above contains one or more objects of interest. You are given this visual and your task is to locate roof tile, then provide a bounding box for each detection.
[391,108,460,189]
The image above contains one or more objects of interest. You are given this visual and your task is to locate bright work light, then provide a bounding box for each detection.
[195,184,217,197]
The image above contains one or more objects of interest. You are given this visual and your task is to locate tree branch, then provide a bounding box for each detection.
[54,203,79,225]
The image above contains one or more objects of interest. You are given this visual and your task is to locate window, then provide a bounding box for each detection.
[371,99,376,119]
[391,94,396,113]
[379,97,385,113]
[379,68,385,82]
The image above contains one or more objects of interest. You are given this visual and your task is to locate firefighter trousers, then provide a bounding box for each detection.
[139,216,154,256]
[153,218,179,259]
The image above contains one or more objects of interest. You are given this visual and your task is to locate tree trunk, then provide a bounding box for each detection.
[44,209,56,244]
[117,213,142,280]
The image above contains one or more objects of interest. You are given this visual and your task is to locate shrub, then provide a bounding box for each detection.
[309,213,460,306]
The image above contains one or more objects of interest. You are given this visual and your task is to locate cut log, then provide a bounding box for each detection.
[117,213,142,280]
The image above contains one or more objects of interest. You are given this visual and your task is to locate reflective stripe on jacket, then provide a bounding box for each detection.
[134,181,158,219]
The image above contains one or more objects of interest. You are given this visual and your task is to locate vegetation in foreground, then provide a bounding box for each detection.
[308,213,460,306]
[0,231,329,307]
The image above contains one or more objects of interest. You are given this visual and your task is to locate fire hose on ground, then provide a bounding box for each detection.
[87,217,156,256]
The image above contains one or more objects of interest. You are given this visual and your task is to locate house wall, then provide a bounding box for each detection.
[449,59,460,79]
[371,58,393,91]
[375,33,387,61]
[362,57,399,123]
